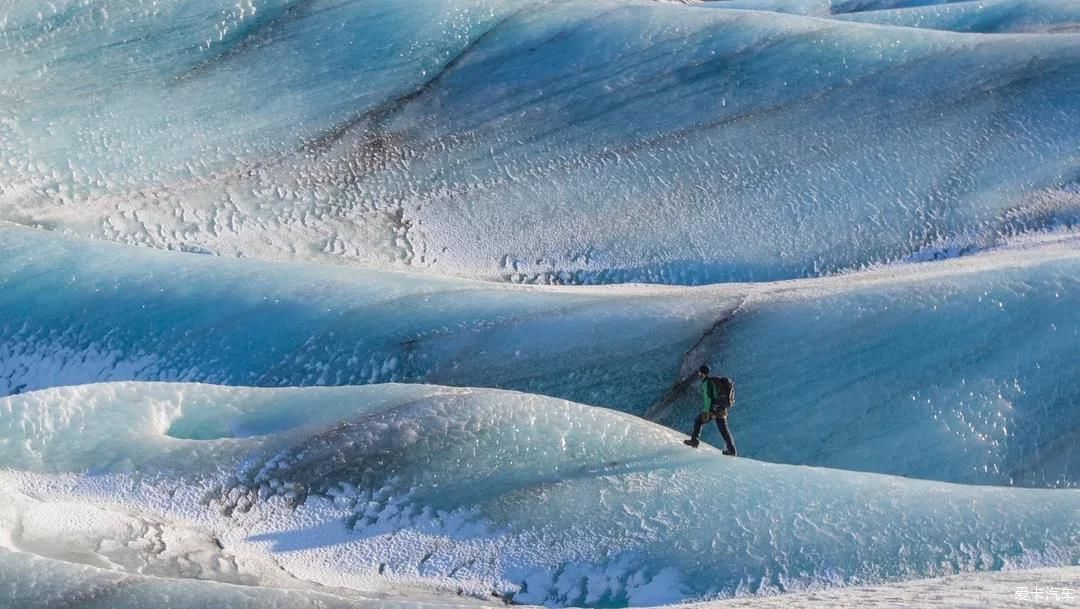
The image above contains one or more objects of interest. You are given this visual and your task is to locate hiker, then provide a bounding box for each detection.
[683,365,737,455]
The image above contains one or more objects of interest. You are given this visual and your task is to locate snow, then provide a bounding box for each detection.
[832,0,1080,33]
[703,0,1080,32]
[1,0,1078,606]
[2,0,1078,282]
[5,541,1075,609]
[2,226,1078,487]
[1,382,1077,607]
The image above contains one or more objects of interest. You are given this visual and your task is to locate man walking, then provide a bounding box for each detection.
[683,365,737,455]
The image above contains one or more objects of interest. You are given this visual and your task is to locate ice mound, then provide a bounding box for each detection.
[707,1,981,15]
[655,245,1080,488]
[1,382,1077,606]
[3,226,1079,487]
[1,545,1076,609]
[2,0,1078,282]
[833,1,1080,33]
[709,0,1080,34]
[0,226,732,411]
[0,545,372,609]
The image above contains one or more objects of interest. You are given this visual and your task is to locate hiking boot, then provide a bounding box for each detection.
[722,448,737,456]
[683,439,699,448]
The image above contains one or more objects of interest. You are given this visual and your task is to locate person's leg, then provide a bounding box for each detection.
[686,412,709,446]
[715,412,737,455]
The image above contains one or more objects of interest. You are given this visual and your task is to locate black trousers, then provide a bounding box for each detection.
[691,409,736,453]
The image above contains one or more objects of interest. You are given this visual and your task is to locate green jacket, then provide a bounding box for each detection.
[699,375,734,414]
[701,377,718,413]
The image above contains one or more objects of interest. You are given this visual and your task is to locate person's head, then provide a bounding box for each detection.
[698,365,710,379]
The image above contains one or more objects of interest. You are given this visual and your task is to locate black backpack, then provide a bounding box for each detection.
[709,376,735,412]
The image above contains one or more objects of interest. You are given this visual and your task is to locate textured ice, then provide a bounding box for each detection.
[1,382,1077,607]
[703,1,983,15]
[0,225,734,412]
[2,0,1078,606]
[2,546,1076,609]
[652,239,1080,488]
[2,0,1078,282]
[833,1,1080,33]
[707,0,1080,33]
[3,226,1078,487]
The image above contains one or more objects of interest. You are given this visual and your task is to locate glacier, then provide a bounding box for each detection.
[2,226,1077,487]
[1,382,1077,607]
[2,0,1079,282]
[710,0,1080,34]
[1,547,1077,609]
[2,0,1079,606]
[832,1,1080,34]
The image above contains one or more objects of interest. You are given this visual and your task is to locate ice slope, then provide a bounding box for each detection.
[701,1,981,16]
[1,549,1078,609]
[2,548,1077,609]
[1,383,1077,607]
[652,239,1080,488]
[3,226,1079,486]
[0,225,734,412]
[0,0,523,187]
[834,1,1080,33]
[2,0,1079,282]
[708,0,1080,34]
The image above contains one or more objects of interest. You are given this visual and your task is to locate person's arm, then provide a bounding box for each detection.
[701,380,713,412]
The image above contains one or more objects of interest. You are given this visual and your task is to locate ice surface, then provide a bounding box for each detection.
[0,543,485,609]
[1,382,1077,607]
[2,0,1078,282]
[2,0,1077,606]
[706,0,1080,31]
[2,545,1076,609]
[3,226,1078,487]
[654,243,1080,487]
[0,225,733,414]
[833,1,1080,33]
